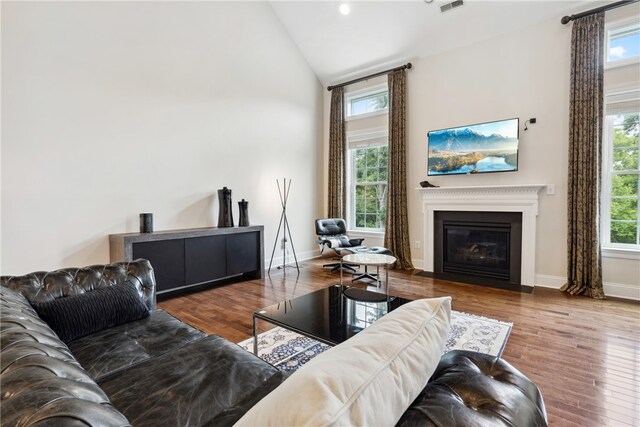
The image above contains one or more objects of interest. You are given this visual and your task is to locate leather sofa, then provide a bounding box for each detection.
[1,260,547,426]
[0,260,287,426]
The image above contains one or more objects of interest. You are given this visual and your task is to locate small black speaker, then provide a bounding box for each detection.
[140,213,153,233]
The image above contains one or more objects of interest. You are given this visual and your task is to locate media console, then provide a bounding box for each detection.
[109,226,264,295]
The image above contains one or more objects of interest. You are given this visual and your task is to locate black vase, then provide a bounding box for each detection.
[139,213,153,233]
[238,199,249,227]
[217,187,234,227]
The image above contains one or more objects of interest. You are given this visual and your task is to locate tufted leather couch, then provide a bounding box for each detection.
[1,260,547,427]
[0,260,286,426]
[397,351,548,426]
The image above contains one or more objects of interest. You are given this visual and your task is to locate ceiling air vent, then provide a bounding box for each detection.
[440,0,464,13]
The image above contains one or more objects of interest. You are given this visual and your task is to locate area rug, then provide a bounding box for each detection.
[238,311,511,372]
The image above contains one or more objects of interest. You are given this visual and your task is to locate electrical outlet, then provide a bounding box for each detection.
[415,240,421,249]
[547,184,556,195]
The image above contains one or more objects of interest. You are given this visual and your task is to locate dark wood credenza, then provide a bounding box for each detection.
[109,226,264,295]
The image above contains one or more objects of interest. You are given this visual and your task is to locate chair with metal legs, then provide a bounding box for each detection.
[315,219,365,273]
[315,218,393,281]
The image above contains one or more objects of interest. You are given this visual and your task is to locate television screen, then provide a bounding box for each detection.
[427,118,519,176]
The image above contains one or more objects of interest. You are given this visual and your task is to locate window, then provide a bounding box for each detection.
[347,300,387,330]
[347,130,388,231]
[605,19,640,68]
[602,90,640,250]
[345,85,389,119]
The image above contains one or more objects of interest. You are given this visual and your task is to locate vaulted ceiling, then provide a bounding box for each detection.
[269,0,592,86]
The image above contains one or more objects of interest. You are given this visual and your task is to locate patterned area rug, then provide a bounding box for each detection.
[238,311,511,372]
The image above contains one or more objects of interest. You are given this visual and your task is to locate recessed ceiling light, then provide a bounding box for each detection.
[339,3,351,16]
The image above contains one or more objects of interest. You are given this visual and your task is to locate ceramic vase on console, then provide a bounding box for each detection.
[238,199,249,227]
[139,213,153,233]
[217,187,234,227]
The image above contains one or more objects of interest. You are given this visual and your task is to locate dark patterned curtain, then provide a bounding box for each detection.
[384,70,414,270]
[561,12,605,299]
[328,87,346,218]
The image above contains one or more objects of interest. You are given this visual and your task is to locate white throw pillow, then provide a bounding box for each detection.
[234,296,452,427]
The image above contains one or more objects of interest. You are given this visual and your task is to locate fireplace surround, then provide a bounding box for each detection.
[419,184,544,288]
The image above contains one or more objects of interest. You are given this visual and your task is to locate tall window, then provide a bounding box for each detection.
[347,130,388,231]
[602,90,640,250]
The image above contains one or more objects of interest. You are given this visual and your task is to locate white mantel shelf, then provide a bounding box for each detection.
[416,184,546,194]
[418,184,546,287]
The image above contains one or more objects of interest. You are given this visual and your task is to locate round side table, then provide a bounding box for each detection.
[340,253,397,291]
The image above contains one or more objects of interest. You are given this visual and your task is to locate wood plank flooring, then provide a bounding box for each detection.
[159,259,640,427]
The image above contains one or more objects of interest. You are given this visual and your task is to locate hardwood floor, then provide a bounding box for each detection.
[159,259,640,427]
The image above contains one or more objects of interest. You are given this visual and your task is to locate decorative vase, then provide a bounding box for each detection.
[217,187,234,227]
[238,199,249,226]
[140,213,153,233]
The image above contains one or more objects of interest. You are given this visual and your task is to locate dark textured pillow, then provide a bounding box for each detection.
[32,280,150,343]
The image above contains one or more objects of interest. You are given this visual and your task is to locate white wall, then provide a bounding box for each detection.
[406,16,572,280]
[323,6,639,298]
[1,1,323,274]
[406,11,639,298]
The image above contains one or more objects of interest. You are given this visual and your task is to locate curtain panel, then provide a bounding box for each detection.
[561,12,606,299]
[384,70,414,270]
[328,87,346,219]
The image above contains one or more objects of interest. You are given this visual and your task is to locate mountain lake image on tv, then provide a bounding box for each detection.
[428,118,519,175]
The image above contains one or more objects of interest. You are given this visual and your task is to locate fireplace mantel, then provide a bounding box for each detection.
[418,184,545,286]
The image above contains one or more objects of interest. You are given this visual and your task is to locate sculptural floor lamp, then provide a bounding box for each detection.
[268,178,300,275]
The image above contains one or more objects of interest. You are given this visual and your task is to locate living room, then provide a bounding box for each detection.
[1,1,639,426]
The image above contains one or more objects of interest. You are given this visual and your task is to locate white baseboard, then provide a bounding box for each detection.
[411,258,424,270]
[605,282,640,300]
[535,274,640,301]
[533,274,567,288]
[264,249,320,270]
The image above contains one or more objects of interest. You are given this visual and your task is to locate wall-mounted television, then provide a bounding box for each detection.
[427,118,519,176]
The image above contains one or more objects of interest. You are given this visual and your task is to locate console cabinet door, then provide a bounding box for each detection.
[132,240,185,293]
[226,232,259,276]
[185,235,227,285]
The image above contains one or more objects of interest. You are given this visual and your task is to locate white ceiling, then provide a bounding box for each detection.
[269,0,592,86]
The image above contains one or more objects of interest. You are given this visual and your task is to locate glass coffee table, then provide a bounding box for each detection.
[252,285,411,355]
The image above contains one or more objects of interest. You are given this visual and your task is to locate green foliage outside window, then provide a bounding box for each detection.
[354,146,388,229]
[610,113,639,245]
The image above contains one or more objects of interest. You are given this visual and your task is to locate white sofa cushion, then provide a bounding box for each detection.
[234,296,452,427]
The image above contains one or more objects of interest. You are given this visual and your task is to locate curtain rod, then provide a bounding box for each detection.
[327,63,412,92]
[561,0,639,24]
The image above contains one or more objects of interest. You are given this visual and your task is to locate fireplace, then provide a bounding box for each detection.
[419,184,544,288]
[434,211,522,288]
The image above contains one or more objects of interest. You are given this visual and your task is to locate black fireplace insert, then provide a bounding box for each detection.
[434,211,523,290]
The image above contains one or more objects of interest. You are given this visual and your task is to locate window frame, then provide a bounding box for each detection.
[601,87,640,255]
[604,17,640,70]
[344,83,389,121]
[346,128,389,233]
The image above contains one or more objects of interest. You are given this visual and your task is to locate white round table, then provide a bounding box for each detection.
[340,253,397,290]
